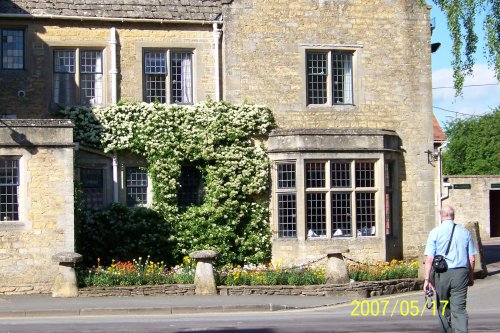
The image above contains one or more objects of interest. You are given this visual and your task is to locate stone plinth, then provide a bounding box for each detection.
[324,247,350,284]
[52,252,82,298]
[189,250,219,296]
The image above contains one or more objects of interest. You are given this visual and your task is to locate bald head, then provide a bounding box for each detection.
[440,205,455,221]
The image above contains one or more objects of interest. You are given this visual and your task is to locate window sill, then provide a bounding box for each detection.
[306,104,358,112]
[0,221,26,230]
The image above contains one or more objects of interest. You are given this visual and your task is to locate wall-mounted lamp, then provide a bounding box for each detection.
[425,149,439,164]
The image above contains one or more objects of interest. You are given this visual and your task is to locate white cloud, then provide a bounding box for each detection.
[432,64,500,124]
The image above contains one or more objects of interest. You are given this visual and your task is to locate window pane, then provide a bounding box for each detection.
[144,51,167,103]
[356,192,375,236]
[306,52,327,105]
[332,52,353,104]
[54,50,75,73]
[171,51,193,104]
[331,162,351,188]
[0,159,19,221]
[80,50,103,105]
[80,168,104,209]
[307,192,326,236]
[277,163,295,189]
[2,29,24,69]
[178,165,204,207]
[53,50,76,105]
[331,193,352,237]
[145,74,166,103]
[126,167,148,207]
[278,193,296,238]
[355,161,375,188]
[306,162,325,188]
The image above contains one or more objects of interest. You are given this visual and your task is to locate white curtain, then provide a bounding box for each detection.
[343,57,353,104]
[181,54,193,104]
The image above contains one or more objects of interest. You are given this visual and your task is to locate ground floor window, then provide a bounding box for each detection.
[80,167,104,209]
[0,158,19,221]
[126,167,148,207]
[276,159,379,239]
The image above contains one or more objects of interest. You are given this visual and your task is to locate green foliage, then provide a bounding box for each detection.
[430,0,500,94]
[62,101,276,266]
[442,108,500,175]
[75,204,175,267]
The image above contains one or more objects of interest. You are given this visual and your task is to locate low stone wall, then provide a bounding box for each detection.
[79,279,422,298]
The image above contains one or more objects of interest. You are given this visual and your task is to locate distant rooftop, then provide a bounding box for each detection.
[433,114,446,143]
[0,0,224,21]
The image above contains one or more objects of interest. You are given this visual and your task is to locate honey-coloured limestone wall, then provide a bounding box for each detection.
[0,120,74,294]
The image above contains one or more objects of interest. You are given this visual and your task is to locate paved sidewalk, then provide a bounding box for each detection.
[0,294,352,318]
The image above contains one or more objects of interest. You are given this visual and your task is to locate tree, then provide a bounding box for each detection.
[430,0,500,94]
[442,108,500,175]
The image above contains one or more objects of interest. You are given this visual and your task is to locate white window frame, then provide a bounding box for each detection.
[0,157,20,221]
[275,159,380,239]
[53,48,104,106]
[125,166,149,207]
[306,49,356,106]
[143,49,193,104]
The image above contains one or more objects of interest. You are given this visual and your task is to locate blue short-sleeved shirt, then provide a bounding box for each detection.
[424,220,477,269]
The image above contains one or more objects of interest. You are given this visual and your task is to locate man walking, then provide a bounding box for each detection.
[424,205,476,333]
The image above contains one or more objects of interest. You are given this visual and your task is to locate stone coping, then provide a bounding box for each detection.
[79,279,423,298]
[0,119,73,127]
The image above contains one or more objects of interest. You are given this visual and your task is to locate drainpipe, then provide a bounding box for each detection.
[109,27,119,203]
[212,22,222,101]
[109,27,118,104]
[112,153,119,203]
[437,141,448,222]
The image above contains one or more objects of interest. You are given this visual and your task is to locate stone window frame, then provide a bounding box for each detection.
[0,150,30,229]
[273,156,383,241]
[301,44,362,111]
[143,48,194,105]
[52,47,104,107]
[1,28,25,70]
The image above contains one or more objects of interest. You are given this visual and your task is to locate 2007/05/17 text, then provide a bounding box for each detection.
[351,299,449,317]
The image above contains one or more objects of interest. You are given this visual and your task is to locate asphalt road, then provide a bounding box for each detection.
[1,289,499,333]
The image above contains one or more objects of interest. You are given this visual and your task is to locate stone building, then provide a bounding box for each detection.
[1,0,436,292]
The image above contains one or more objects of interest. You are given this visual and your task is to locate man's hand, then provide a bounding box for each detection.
[424,279,435,294]
[468,272,474,287]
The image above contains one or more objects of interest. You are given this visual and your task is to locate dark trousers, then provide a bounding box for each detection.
[435,268,469,333]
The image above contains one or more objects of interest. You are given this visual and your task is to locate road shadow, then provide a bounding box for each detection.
[483,238,500,276]
[174,330,275,333]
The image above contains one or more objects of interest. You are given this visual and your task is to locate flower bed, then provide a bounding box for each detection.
[80,257,418,288]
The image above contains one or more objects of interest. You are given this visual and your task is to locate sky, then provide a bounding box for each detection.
[430,5,500,127]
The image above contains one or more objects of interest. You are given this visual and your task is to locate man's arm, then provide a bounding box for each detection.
[423,255,434,292]
[468,255,475,287]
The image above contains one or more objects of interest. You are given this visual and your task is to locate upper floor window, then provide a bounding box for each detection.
[1,29,24,70]
[144,50,193,104]
[126,167,148,207]
[53,49,103,106]
[306,50,353,105]
[0,158,19,221]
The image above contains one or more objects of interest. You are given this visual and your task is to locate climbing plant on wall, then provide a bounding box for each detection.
[62,101,276,265]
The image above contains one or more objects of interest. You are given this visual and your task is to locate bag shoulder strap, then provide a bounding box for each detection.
[444,223,456,256]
